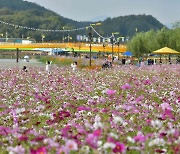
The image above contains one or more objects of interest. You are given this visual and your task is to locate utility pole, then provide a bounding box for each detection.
[111,38,114,63]
[62,26,65,43]
[89,30,92,66]
[111,32,119,63]
[16,48,19,63]
[5,31,8,42]
[89,22,102,66]
[117,41,120,60]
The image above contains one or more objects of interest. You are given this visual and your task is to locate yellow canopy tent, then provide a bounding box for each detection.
[152,47,180,64]
[153,47,180,54]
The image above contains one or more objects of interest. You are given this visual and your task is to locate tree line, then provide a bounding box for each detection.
[127,25,180,58]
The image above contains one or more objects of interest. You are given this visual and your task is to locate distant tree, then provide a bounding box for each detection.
[155,27,170,49]
[172,21,180,29]
[128,32,148,58]
[127,26,180,58]
[168,28,180,51]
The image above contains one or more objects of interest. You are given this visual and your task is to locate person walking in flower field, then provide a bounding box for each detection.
[71,61,78,71]
[46,61,52,73]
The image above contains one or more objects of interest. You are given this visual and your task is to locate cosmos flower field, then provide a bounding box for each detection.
[0,64,179,154]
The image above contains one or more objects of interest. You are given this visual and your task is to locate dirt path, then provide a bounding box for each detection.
[0,59,45,68]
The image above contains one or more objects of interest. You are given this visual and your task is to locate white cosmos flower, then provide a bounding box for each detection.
[87,112,92,116]
[150,88,156,93]
[115,105,121,110]
[81,146,90,154]
[95,115,101,122]
[97,140,103,146]
[148,105,154,110]
[101,88,108,94]
[103,142,116,149]
[123,121,128,126]
[109,132,118,139]
[93,121,103,129]
[130,116,134,121]
[175,136,180,144]
[167,128,175,135]
[93,95,99,99]
[127,136,135,143]
[148,138,165,147]
[15,107,25,114]
[151,119,162,128]
[113,116,124,124]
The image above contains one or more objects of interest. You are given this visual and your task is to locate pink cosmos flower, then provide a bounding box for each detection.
[135,95,144,103]
[93,129,102,137]
[65,140,78,151]
[61,125,71,138]
[155,149,166,153]
[113,142,126,153]
[177,97,180,103]
[121,83,132,90]
[59,110,71,118]
[173,129,179,139]
[162,109,174,120]
[106,89,116,95]
[19,135,28,141]
[74,124,87,135]
[146,118,152,125]
[7,145,25,154]
[57,145,68,154]
[87,98,96,105]
[77,106,91,111]
[0,126,11,135]
[32,136,45,142]
[30,146,47,154]
[98,96,106,103]
[161,103,172,111]
[86,134,98,149]
[133,135,146,143]
[143,79,151,85]
[101,108,109,113]
[107,136,117,143]
[44,138,59,148]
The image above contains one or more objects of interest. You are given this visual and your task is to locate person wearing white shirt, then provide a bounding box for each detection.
[71,61,77,71]
[46,61,52,73]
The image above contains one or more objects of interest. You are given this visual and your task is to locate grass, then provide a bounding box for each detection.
[38,56,104,70]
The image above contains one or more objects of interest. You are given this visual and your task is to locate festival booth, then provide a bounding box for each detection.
[152,47,180,64]
[122,51,132,57]
[122,51,133,65]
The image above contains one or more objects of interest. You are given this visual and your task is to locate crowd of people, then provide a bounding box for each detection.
[22,56,179,73]
[102,60,113,69]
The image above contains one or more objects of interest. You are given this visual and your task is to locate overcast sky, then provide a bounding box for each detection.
[26,0,180,25]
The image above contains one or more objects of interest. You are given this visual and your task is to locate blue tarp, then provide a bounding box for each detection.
[123,51,132,56]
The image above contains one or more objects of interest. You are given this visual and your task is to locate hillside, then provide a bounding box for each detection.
[0,0,165,42]
[100,15,165,37]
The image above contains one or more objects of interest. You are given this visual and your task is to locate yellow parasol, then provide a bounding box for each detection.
[152,47,179,64]
[153,47,180,54]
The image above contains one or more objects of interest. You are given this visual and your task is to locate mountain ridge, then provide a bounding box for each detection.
[0,0,165,41]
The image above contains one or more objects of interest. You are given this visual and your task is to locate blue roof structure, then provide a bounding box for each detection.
[123,51,132,56]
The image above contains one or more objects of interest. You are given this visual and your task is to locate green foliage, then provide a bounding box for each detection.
[38,56,73,66]
[128,26,180,57]
[101,15,164,37]
[127,32,148,58]
[172,21,180,29]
